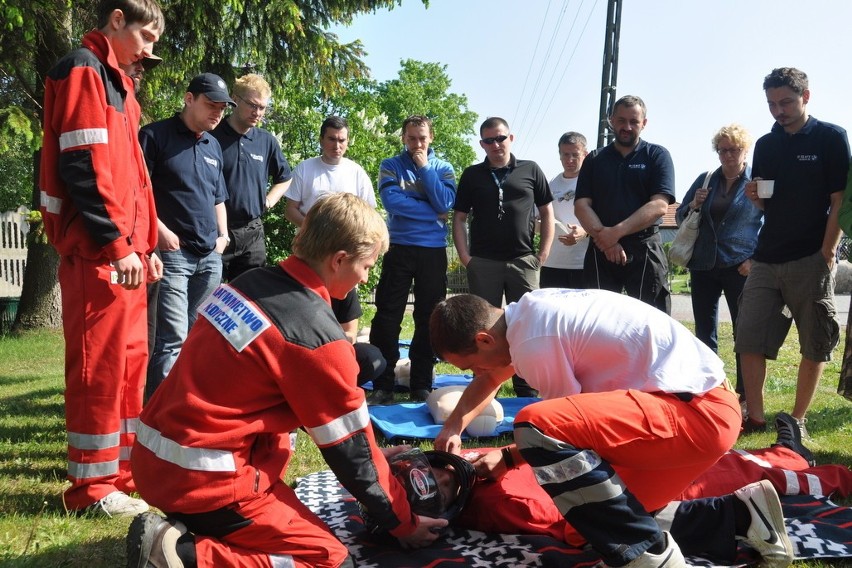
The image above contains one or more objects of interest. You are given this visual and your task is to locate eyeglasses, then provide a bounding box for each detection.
[235,94,267,113]
[716,147,743,156]
[481,135,509,145]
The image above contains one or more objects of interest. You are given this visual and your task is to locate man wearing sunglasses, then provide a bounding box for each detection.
[212,74,292,282]
[575,95,675,315]
[453,117,554,397]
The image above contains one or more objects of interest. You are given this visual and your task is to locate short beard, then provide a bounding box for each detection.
[615,132,637,148]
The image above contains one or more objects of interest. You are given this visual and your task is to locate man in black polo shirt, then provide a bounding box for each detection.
[736,67,850,436]
[575,95,675,314]
[213,74,292,281]
[140,73,233,398]
[453,116,554,397]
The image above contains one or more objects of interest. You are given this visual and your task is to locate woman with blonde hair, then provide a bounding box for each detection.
[676,124,763,419]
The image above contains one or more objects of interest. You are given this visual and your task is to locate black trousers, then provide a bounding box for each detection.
[370,245,446,392]
[222,218,266,282]
[584,233,671,315]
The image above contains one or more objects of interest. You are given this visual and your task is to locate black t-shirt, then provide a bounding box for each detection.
[455,155,553,260]
[331,287,362,324]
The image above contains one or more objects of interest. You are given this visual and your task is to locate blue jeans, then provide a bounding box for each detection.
[690,265,746,395]
[147,248,222,398]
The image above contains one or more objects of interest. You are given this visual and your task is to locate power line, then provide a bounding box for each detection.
[510,0,554,127]
[516,0,599,154]
[511,1,572,141]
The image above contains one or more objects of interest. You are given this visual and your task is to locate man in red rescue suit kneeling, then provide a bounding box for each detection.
[126,192,447,567]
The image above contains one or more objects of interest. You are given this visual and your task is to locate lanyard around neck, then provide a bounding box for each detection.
[490,168,511,220]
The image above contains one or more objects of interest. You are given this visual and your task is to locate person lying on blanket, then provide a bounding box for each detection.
[125,194,448,568]
[360,448,476,535]
[430,289,789,568]
[383,422,848,567]
[456,416,849,567]
[358,414,852,565]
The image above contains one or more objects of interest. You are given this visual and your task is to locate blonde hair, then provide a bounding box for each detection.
[712,124,753,152]
[232,74,271,101]
[293,193,388,262]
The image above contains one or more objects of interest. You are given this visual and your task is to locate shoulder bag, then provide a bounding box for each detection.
[669,171,712,267]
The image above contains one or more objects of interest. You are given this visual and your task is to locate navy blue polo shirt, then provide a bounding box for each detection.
[455,154,553,260]
[576,139,675,230]
[212,119,292,226]
[140,114,228,256]
[752,116,850,263]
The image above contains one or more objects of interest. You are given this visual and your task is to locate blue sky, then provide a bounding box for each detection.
[332,0,852,201]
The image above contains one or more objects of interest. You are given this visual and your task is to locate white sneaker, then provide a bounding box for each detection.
[126,512,188,568]
[89,491,149,518]
[603,531,686,568]
[794,416,812,442]
[734,480,793,568]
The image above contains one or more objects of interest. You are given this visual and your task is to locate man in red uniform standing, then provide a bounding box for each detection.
[127,193,446,567]
[39,0,164,517]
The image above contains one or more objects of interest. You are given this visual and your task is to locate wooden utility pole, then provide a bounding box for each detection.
[596,0,622,149]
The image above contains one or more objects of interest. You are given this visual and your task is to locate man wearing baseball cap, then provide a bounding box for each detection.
[140,72,235,399]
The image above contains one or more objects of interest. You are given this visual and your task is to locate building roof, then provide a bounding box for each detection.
[661,202,680,229]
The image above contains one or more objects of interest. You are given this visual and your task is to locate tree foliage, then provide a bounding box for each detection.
[261,58,478,269]
[0,0,485,327]
[0,0,78,211]
[0,0,431,208]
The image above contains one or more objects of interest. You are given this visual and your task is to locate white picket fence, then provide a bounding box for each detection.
[0,208,29,297]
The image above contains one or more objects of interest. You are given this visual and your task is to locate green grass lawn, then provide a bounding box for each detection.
[1,310,851,566]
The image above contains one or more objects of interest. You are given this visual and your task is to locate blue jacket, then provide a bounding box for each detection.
[675,165,762,270]
[378,148,456,247]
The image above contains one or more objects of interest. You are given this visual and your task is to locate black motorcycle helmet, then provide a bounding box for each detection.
[362,448,477,533]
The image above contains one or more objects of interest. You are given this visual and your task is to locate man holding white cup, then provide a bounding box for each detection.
[736,67,850,438]
[756,179,775,199]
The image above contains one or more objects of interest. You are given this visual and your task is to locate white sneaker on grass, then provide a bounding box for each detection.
[794,416,812,442]
[88,491,149,518]
[734,480,793,568]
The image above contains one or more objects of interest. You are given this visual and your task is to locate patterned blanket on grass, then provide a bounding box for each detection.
[294,470,852,567]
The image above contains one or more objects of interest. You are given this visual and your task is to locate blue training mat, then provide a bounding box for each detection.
[361,372,473,392]
[368,397,540,442]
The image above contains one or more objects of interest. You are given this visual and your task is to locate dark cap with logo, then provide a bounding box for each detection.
[187,72,235,106]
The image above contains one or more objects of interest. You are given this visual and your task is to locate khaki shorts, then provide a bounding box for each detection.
[734,251,839,361]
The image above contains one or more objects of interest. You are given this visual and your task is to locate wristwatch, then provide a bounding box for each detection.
[219,233,231,244]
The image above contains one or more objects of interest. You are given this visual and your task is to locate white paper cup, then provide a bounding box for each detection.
[757,179,775,198]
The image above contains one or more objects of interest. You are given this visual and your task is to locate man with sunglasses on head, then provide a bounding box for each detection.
[575,95,675,314]
[212,74,292,281]
[453,117,554,397]
[366,115,456,405]
[120,53,161,94]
